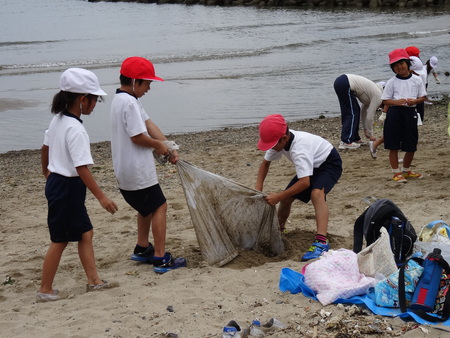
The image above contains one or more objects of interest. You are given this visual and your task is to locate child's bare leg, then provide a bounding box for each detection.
[389,150,399,170]
[277,197,295,231]
[311,188,328,236]
[373,137,384,150]
[136,212,152,248]
[39,242,68,294]
[402,152,415,169]
[150,202,167,257]
[78,229,102,285]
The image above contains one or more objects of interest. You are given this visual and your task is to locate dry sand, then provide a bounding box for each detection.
[1,98,449,337]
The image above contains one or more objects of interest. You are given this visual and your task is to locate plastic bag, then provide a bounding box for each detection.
[357,227,398,279]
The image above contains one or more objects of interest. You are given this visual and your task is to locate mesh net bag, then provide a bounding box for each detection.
[176,160,285,266]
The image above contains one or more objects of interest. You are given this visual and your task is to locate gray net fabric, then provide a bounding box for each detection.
[176,160,285,266]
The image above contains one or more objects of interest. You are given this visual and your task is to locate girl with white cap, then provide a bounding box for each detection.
[425,56,440,86]
[37,68,118,302]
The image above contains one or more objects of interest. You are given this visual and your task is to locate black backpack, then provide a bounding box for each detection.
[353,198,417,266]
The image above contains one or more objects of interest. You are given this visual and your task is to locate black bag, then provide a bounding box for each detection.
[353,198,417,266]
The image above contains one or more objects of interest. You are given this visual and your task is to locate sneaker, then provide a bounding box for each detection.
[222,320,249,338]
[130,243,155,264]
[86,280,119,292]
[402,171,423,179]
[338,141,360,150]
[301,241,330,261]
[250,318,287,336]
[249,321,265,337]
[369,141,377,159]
[36,289,69,303]
[153,252,187,274]
[392,172,407,183]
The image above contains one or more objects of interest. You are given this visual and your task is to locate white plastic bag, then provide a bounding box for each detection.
[357,227,398,279]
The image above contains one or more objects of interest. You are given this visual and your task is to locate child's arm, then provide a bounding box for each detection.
[382,99,407,106]
[131,133,169,156]
[255,159,271,191]
[145,119,179,163]
[265,177,310,206]
[41,145,50,179]
[76,165,118,215]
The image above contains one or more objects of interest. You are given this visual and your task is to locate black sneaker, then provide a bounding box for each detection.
[153,252,187,274]
[130,243,155,264]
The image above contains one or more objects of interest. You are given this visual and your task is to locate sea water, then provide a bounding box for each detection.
[0,0,449,153]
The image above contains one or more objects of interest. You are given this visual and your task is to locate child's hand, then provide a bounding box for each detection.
[153,140,170,156]
[264,192,281,206]
[169,150,179,164]
[99,197,118,215]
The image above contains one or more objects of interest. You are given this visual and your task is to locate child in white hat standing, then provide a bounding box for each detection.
[38,68,118,302]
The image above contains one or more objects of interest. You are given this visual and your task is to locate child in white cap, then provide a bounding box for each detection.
[425,56,440,86]
[381,49,427,183]
[255,114,342,261]
[38,68,118,302]
[110,57,186,274]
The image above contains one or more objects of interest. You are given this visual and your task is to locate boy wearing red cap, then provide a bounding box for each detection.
[255,114,342,261]
[110,57,186,273]
[381,49,427,183]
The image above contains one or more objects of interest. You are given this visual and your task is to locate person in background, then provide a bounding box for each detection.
[110,57,186,274]
[333,74,384,150]
[38,68,118,303]
[409,56,427,122]
[425,56,440,87]
[255,114,342,261]
[405,45,421,59]
[381,49,427,183]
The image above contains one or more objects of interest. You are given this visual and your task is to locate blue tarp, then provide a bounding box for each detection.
[279,267,450,326]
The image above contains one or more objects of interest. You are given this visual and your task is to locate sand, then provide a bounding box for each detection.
[1,98,449,337]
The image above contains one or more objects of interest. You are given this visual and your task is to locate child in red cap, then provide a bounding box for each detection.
[255,114,342,261]
[110,57,186,273]
[381,49,427,183]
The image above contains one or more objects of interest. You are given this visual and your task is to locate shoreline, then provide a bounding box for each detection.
[1,98,449,336]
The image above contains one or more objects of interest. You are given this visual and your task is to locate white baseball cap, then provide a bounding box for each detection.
[430,56,438,69]
[59,68,107,96]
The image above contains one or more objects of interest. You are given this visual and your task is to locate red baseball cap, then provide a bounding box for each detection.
[405,46,420,58]
[257,114,287,151]
[120,57,164,82]
[388,49,410,65]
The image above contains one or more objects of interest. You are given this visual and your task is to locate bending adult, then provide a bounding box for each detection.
[334,74,384,149]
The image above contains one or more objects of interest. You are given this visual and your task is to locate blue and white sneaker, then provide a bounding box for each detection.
[301,241,329,261]
[153,252,187,274]
[222,320,249,338]
[130,243,155,264]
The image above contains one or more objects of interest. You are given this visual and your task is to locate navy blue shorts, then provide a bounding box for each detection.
[120,184,166,217]
[286,148,342,203]
[383,106,418,152]
[45,173,93,243]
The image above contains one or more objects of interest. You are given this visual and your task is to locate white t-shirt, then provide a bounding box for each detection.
[44,112,93,177]
[110,91,158,191]
[264,130,333,179]
[381,74,427,105]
